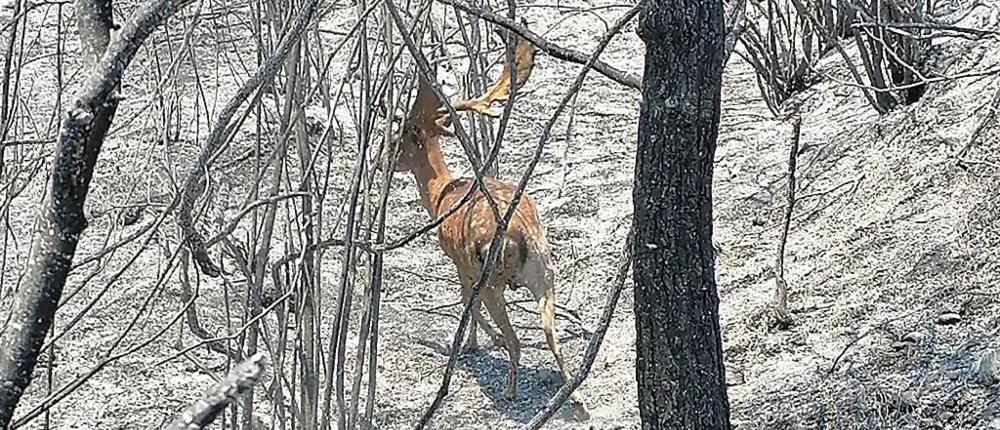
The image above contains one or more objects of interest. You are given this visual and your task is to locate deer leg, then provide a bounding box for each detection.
[460,279,500,351]
[482,286,520,399]
[538,290,571,381]
[532,266,591,420]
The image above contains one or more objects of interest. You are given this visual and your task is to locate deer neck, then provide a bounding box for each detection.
[410,137,454,218]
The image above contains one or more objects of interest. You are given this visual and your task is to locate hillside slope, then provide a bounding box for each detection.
[1,1,998,429]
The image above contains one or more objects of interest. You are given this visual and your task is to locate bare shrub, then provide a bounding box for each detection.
[852,0,932,111]
[739,0,827,115]
[740,0,935,115]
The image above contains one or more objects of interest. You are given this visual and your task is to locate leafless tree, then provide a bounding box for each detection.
[740,0,993,115]
[633,0,732,427]
[0,0,196,425]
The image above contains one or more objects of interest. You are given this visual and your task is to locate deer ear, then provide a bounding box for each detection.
[433,116,454,137]
[408,75,443,125]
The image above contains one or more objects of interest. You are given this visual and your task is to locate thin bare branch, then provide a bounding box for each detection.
[771,114,800,329]
[434,0,642,89]
[956,83,1000,161]
[177,0,322,277]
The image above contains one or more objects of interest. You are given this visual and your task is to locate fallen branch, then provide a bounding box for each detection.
[165,353,267,430]
[796,174,865,202]
[851,21,1000,40]
[957,157,1000,169]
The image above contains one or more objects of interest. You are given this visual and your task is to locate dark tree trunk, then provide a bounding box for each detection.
[0,2,116,424]
[632,1,731,429]
[0,0,190,424]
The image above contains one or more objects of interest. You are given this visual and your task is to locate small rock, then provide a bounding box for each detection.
[935,312,962,325]
[120,205,144,226]
[897,390,919,409]
[946,369,965,381]
[944,396,958,409]
[790,334,807,346]
[902,331,926,344]
[976,349,999,386]
[892,341,912,350]
[893,331,926,350]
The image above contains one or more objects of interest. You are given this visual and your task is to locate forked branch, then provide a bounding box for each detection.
[176,0,321,277]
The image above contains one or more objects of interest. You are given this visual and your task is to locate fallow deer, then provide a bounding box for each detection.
[385,38,589,420]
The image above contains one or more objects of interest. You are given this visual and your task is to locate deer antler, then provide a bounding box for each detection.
[445,35,537,118]
[396,36,537,139]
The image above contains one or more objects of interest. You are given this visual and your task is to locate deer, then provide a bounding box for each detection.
[383,37,590,420]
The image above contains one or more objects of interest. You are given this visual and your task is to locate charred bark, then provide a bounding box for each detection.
[632,1,731,429]
[0,0,193,424]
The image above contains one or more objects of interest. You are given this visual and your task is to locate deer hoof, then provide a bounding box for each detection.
[463,340,479,354]
[505,378,517,400]
[490,334,505,348]
[571,402,591,422]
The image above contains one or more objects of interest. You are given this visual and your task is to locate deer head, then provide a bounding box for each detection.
[381,35,537,173]
[384,73,451,172]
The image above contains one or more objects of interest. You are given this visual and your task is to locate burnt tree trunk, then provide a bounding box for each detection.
[0,0,192,424]
[632,1,731,429]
